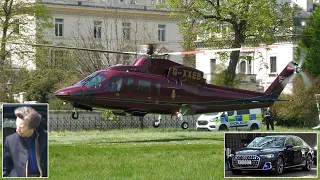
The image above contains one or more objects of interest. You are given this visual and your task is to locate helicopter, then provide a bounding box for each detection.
[54,44,310,129]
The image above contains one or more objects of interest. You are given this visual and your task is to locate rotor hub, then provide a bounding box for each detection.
[295,66,302,73]
[139,44,155,56]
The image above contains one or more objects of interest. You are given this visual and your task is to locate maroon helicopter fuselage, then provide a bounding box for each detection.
[55,58,294,116]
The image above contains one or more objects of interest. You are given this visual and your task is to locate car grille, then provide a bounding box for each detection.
[197,121,208,125]
[232,155,260,168]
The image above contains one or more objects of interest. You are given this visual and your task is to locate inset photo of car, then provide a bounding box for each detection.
[225,132,318,178]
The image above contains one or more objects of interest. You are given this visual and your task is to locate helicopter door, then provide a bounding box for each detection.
[136,79,152,102]
[104,76,123,99]
[154,83,161,105]
[167,86,181,102]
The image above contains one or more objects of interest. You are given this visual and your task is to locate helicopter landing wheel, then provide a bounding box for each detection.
[153,115,161,128]
[153,120,160,128]
[71,111,79,119]
[181,122,189,129]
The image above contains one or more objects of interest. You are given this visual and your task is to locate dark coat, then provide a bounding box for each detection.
[3,127,48,177]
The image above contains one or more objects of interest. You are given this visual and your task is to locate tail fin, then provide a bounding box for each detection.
[264,62,296,99]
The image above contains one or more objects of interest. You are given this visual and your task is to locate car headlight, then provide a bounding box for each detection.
[229,154,234,158]
[260,154,275,158]
[209,117,218,122]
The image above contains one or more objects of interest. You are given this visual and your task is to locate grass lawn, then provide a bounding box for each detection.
[0,126,319,179]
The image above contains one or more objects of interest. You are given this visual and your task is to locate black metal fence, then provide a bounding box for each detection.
[48,115,198,131]
[0,110,200,131]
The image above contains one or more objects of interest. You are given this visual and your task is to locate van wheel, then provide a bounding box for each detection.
[219,124,227,131]
[181,122,189,129]
[250,123,258,130]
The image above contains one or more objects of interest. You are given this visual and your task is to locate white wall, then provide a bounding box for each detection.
[42,0,183,64]
[196,43,296,93]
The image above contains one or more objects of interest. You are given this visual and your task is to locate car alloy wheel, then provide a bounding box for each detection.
[275,157,284,175]
[303,155,312,171]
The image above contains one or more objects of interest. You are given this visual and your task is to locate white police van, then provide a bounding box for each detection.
[196,108,262,131]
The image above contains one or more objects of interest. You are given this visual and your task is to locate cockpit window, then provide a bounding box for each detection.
[247,136,286,148]
[83,73,107,89]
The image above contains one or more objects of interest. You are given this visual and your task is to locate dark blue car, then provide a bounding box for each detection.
[228,135,314,175]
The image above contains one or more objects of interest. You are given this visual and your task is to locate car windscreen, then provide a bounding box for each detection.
[203,112,220,116]
[247,136,286,148]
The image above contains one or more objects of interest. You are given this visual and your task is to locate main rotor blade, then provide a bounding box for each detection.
[159,45,278,56]
[5,42,138,55]
[300,71,312,89]
[288,73,297,83]
[298,48,307,67]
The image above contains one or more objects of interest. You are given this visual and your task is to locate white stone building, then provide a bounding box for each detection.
[41,0,184,65]
[195,0,317,93]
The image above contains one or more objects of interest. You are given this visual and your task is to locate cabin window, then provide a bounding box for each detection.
[127,78,134,91]
[137,80,151,93]
[84,73,107,89]
[105,76,123,92]
[156,84,161,94]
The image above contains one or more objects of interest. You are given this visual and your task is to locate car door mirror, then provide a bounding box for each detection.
[243,143,247,147]
[285,144,294,149]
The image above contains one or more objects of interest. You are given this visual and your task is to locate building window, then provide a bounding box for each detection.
[270,56,277,73]
[158,24,166,42]
[240,61,246,74]
[210,59,216,73]
[94,21,102,39]
[131,0,137,4]
[158,0,166,3]
[55,18,63,37]
[122,23,131,40]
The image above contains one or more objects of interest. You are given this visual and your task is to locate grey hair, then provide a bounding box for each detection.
[14,106,41,129]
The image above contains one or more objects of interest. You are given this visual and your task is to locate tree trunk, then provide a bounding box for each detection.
[1,0,13,67]
[223,22,245,86]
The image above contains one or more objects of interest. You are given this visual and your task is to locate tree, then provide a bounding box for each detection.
[0,0,52,64]
[61,16,158,77]
[0,0,52,102]
[164,0,300,86]
[299,6,320,76]
[273,76,320,128]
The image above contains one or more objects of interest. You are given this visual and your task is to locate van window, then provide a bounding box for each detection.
[237,109,250,115]
[227,111,234,116]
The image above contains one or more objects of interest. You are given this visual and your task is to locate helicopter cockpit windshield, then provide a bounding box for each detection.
[76,72,107,89]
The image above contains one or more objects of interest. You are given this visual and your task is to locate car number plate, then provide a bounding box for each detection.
[238,160,252,165]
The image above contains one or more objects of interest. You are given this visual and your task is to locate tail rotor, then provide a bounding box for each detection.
[288,48,311,89]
